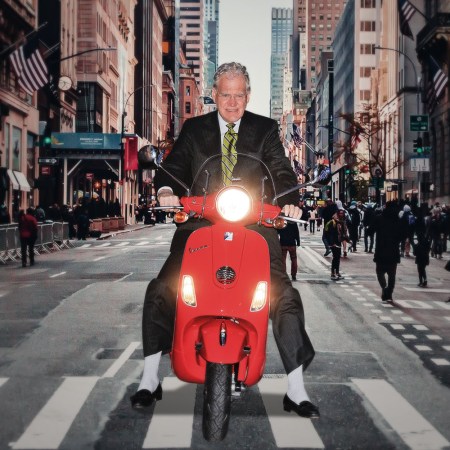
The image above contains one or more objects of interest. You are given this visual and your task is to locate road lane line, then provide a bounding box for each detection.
[115,242,129,247]
[97,242,111,247]
[102,341,140,378]
[135,241,149,246]
[49,272,66,278]
[93,256,106,261]
[352,378,449,450]
[114,273,133,282]
[403,287,450,293]
[0,378,8,388]
[11,377,99,449]
[304,246,331,267]
[142,377,196,448]
[258,377,324,449]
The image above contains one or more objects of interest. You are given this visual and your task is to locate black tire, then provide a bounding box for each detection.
[202,362,232,442]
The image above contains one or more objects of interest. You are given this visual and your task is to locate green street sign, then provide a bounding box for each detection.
[410,115,429,132]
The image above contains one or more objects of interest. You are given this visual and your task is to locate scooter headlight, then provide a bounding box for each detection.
[181,275,197,307]
[250,281,267,312]
[216,187,252,222]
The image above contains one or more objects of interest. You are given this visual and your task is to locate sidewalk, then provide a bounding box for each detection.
[96,223,156,240]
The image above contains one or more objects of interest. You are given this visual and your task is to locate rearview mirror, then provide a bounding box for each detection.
[138,145,159,170]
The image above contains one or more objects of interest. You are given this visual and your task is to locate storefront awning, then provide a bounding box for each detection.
[6,169,19,190]
[13,171,31,192]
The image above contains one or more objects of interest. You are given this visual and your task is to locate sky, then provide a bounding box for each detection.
[218,0,293,117]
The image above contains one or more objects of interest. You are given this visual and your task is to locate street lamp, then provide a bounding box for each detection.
[374,45,420,115]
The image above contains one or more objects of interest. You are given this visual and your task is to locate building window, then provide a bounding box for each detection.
[360,21,376,31]
[361,0,376,7]
[186,86,191,96]
[360,44,375,54]
[360,67,372,77]
[360,90,371,101]
[186,102,191,114]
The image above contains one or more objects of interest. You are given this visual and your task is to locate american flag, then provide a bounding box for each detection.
[398,0,415,40]
[291,123,305,148]
[9,38,48,95]
[350,126,362,150]
[426,55,448,113]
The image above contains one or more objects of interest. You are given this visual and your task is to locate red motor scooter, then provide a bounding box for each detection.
[138,148,330,442]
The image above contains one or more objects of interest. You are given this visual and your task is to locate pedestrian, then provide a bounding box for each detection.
[336,200,350,256]
[131,62,319,418]
[308,206,317,234]
[0,204,11,224]
[412,233,430,287]
[363,203,376,253]
[324,209,349,280]
[429,207,445,259]
[278,222,301,281]
[76,209,90,240]
[399,204,415,257]
[35,205,46,223]
[347,201,361,252]
[320,198,337,257]
[373,201,402,302]
[18,208,38,267]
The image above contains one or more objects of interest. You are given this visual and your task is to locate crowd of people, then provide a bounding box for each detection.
[280,198,450,301]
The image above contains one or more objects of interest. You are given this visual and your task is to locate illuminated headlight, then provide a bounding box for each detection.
[250,282,267,312]
[181,275,197,307]
[216,187,251,222]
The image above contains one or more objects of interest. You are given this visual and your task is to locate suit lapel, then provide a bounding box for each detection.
[201,111,221,158]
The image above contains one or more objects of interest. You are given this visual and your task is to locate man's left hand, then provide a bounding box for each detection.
[282,204,302,220]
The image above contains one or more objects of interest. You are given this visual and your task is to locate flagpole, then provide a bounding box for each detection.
[0,22,48,57]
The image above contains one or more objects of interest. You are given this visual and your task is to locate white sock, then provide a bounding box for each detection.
[138,351,162,393]
[286,365,310,404]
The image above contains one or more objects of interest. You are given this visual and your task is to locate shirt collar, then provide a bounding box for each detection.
[218,113,241,135]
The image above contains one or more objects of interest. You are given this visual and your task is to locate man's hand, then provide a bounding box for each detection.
[158,190,181,212]
[282,204,302,220]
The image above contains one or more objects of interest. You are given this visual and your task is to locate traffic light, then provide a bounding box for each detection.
[413,137,423,154]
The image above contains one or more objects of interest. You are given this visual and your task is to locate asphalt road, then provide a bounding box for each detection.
[0,224,449,450]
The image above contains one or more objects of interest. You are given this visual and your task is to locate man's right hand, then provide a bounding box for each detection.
[158,191,181,211]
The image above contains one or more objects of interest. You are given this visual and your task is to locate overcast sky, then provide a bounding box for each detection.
[218,0,293,117]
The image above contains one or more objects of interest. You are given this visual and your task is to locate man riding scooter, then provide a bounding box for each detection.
[131,62,320,419]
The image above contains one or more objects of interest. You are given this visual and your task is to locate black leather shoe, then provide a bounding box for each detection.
[130,384,162,409]
[283,394,320,418]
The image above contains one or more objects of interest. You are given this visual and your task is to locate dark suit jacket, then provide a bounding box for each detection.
[154,110,299,206]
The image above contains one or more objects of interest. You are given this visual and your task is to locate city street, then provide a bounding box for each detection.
[0,224,449,450]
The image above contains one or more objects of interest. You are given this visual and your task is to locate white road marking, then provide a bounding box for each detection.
[258,377,324,449]
[302,247,328,268]
[114,273,133,282]
[352,378,449,450]
[102,341,140,378]
[415,345,432,351]
[97,242,111,247]
[0,378,8,388]
[79,244,91,248]
[443,345,450,351]
[143,377,196,448]
[135,241,150,246]
[379,316,393,321]
[49,272,66,278]
[115,242,129,247]
[391,324,405,330]
[413,325,429,331]
[403,287,450,293]
[426,335,442,341]
[11,377,99,449]
[402,334,417,340]
[430,358,450,366]
[93,256,106,262]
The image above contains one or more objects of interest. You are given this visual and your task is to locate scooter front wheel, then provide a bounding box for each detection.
[202,362,232,442]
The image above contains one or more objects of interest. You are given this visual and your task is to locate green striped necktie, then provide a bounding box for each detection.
[222,123,238,185]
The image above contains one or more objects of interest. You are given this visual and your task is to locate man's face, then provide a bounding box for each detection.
[212,74,250,123]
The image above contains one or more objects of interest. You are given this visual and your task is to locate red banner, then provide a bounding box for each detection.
[124,137,138,171]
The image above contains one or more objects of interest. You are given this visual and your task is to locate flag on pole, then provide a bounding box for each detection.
[291,123,305,148]
[398,0,415,40]
[350,126,362,150]
[9,38,48,94]
[426,55,448,113]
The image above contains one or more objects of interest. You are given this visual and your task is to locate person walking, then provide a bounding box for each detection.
[320,199,337,257]
[308,207,317,234]
[131,62,319,418]
[429,207,445,259]
[278,222,301,281]
[363,203,376,253]
[324,209,349,280]
[18,208,38,267]
[413,232,430,287]
[399,204,415,257]
[347,201,361,252]
[373,202,402,301]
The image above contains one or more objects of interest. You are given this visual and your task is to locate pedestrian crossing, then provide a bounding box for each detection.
[3,371,448,449]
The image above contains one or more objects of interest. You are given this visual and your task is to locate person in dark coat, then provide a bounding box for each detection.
[320,199,337,257]
[278,222,301,281]
[413,233,430,287]
[324,209,349,280]
[363,203,376,253]
[373,201,402,301]
[76,209,90,240]
[18,208,38,267]
[347,201,361,252]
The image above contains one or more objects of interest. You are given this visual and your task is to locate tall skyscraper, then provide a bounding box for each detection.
[270,8,293,120]
[204,0,219,93]
[179,0,204,94]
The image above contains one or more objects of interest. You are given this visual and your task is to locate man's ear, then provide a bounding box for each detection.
[212,88,217,103]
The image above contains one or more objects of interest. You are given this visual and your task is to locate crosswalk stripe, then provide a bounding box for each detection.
[115,242,129,246]
[11,376,99,449]
[135,241,150,246]
[258,377,324,449]
[97,242,111,247]
[395,299,450,310]
[352,378,449,450]
[0,377,8,388]
[142,377,196,448]
[102,341,140,378]
[403,287,450,293]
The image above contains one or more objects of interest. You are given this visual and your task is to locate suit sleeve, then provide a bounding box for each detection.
[154,120,195,197]
[262,121,299,207]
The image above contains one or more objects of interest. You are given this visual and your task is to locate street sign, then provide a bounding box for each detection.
[410,157,430,172]
[410,115,429,132]
[38,158,58,165]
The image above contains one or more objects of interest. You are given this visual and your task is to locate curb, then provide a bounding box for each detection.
[96,224,155,240]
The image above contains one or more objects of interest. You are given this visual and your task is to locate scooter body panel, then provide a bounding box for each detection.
[171,223,270,385]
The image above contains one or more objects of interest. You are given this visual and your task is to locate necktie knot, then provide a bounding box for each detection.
[226,123,236,134]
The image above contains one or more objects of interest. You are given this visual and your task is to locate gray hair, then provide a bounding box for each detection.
[213,62,251,93]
